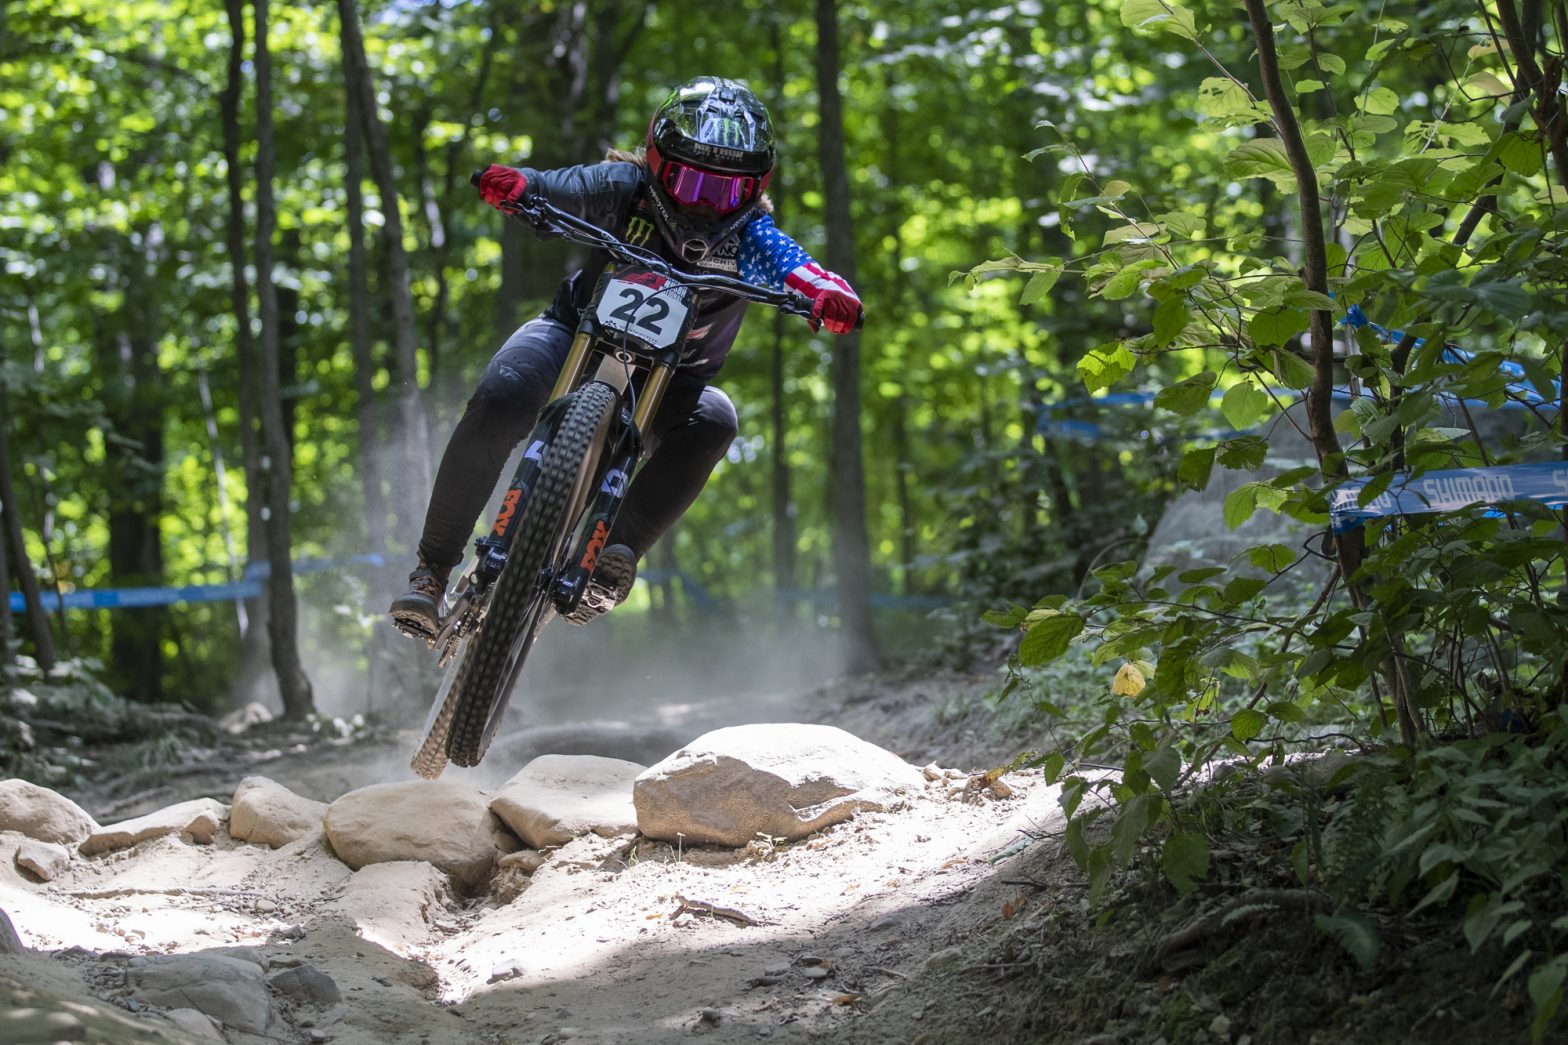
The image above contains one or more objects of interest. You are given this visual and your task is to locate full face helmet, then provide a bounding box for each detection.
[644,77,775,263]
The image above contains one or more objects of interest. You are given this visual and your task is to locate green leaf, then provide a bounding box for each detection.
[1314,913,1382,971]
[1120,0,1199,40]
[1247,543,1295,572]
[1163,831,1210,894]
[1317,54,1345,75]
[1231,708,1268,740]
[1019,613,1085,666]
[1498,133,1544,176]
[1197,77,1254,120]
[1153,296,1190,347]
[1020,264,1064,305]
[1221,380,1272,430]
[1225,138,1296,187]
[1077,343,1137,392]
[1144,745,1181,790]
[982,605,1027,628]
[1177,445,1217,491]
[1154,370,1217,416]
[1217,436,1268,470]
[1110,793,1154,866]
[1250,307,1310,348]
[1529,960,1566,1040]
[1361,86,1399,115]
[1223,484,1261,529]
[1272,349,1318,388]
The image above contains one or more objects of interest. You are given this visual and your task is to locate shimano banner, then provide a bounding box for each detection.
[1330,461,1568,532]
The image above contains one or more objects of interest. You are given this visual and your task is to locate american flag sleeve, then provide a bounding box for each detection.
[737,214,861,305]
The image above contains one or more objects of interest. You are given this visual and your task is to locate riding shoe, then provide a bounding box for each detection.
[389,560,449,641]
[564,543,637,626]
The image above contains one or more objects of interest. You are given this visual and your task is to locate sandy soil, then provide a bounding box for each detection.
[2,671,1073,1044]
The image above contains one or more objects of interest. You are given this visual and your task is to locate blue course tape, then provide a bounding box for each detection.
[9,554,388,614]
[1330,460,1568,532]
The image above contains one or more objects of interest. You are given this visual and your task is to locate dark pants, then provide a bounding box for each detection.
[417,318,738,572]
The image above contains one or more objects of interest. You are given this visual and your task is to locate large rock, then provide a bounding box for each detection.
[14,838,70,881]
[269,964,342,1007]
[80,798,228,856]
[633,724,927,848]
[230,776,327,849]
[323,780,516,889]
[128,953,271,1034]
[489,754,643,849]
[0,907,23,954]
[0,779,97,845]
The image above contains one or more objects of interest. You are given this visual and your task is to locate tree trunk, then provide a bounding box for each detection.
[337,0,432,513]
[814,0,880,673]
[767,19,796,598]
[255,0,315,718]
[96,245,166,703]
[222,0,268,677]
[343,65,386,557]
[0,383,55,671]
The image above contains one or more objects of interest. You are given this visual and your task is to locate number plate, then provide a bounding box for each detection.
[593,274,691,350]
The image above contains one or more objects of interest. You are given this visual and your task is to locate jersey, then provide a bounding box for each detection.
[515,161,850,381]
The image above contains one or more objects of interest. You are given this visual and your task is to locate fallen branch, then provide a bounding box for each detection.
[1141,887,1327,976]
[670,893,768,927]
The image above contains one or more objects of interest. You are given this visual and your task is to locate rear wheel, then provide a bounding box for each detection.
[445,381,620,767]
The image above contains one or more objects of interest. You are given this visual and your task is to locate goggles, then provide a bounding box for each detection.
[658,159,758,214]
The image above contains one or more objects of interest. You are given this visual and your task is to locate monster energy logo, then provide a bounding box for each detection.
[711,117,742,146]
[625,217,655,246]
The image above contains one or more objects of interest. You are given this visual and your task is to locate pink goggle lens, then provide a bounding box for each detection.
[661,161,756,214]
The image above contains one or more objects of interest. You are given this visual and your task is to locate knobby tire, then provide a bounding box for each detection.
[445,381,619,767]
[409,633,472,779]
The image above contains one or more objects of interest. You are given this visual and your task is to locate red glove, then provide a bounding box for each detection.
[787,262,861,334]
[477,164,528,208]
[809,287,862,335]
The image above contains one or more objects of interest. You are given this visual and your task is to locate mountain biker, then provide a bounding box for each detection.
[390,76,863,641]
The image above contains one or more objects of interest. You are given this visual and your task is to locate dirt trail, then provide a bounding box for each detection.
[3,672,1066,1044]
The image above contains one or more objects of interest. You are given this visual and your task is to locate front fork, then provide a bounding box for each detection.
[473,331,677,607]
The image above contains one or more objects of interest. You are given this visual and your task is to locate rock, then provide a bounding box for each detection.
[497,849,550,874]
[219,700,274,734]
[323,780,516,890]
[0,906,24,953]
[489,754,644,849]
[0,778,98,845]
[80,798,228,856]
[633,724,927,848]
[128,953,271,1034]
[230,776,328,849]
[197,946,270,971]
[269,965,342,1007]
[164,1007,226,1041]
[15,838,70,881]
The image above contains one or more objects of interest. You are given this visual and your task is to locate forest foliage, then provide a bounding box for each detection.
[3,0,1567,1032]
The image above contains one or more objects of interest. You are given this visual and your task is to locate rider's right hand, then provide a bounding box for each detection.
[476,164,528,209]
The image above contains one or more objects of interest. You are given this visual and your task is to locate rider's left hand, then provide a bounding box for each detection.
[809,287,862,335]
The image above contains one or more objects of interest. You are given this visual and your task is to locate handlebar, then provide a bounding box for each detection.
[471,169,861,330]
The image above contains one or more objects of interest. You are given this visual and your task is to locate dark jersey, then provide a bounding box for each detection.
[517,161,849,382]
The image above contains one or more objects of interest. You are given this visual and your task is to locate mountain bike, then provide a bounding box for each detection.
[410,185,845,778]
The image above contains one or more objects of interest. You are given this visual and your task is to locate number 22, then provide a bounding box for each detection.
[608,287,671,334]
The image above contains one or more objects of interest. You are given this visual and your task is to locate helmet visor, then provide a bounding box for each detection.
[660,160,757,214]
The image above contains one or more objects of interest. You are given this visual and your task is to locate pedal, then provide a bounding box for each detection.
[391,611,440,647]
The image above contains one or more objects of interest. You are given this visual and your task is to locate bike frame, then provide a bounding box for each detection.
[429,191,820,660]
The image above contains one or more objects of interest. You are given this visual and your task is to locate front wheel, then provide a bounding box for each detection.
[444,381,620,767]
